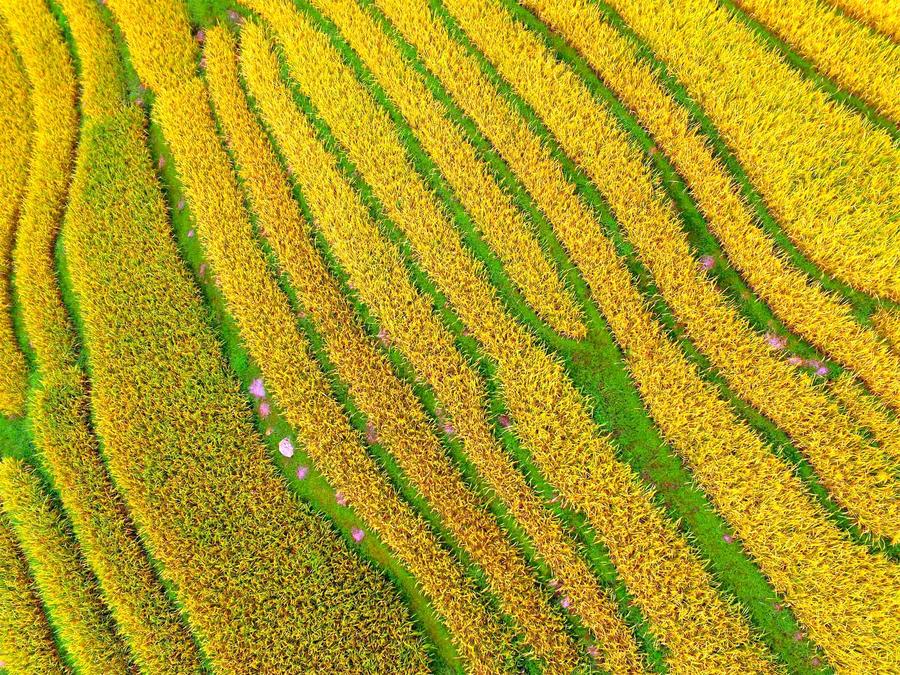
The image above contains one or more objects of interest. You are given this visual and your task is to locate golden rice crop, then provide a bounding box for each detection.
[0,512,70,674]
[0,0,78,380]
[446,0,898,541]
[0,458,133,674]
[160,74,510,674]
[102,1,515,668]
[4,0,897,670]
[521,0,900,415]
[234,21,645,674]
[827,0,900,42]
[311,0,585,340]
[58,59,430,675]
[603,0,900,303]
[873,308,900,354]
[205,25,579,671]
[733,0,900,121]
[1,1,207,670]
[0,23,30,418]
[241,5,773,671]
[372,0,900,669]
[830,373,900,464]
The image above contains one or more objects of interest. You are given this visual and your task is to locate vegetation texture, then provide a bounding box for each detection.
[0,0,896,673]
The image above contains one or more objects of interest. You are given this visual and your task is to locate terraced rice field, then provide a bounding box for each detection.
[0,0,897,672]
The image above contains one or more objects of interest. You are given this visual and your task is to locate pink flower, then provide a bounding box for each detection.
[187,229,195,238]
[199,57,206,71]
[498,413,511,428]
[134,97,143,107]
[560,596,572,609]
[157,156,165,169]
[195,29,206,43]
[377,327,390,346]
[815,365,829,376]
[351,527,365,542]
[177,198,185,210]
[296,465,308,480]
[228,9,243,24]
[249,378,266,399]
[811,657,821,667]
[259,401,270,418]
[700,255,715,270]
[794,631,804,642]
[586,645,599,659]
[199,263,207,277]
[365,421,378,445]
[765,332,787,350]
[774,602,782,611]
[787,355,803,366]
[723,534,734,544]
[279,438,294,458]
[807,359,822,369]
[443,421,455,436]
[336,491,348,506]
[548,578,561,590]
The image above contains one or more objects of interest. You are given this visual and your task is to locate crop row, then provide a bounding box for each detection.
[828,0,900,41]
[206,23,583,671]
[456,0,898,540]
[520,0,900,414]
[602,0,900,302]
[364,0,900,669]
[829,374,900,465]
[0,0,211,671]
[65,0,434,671]
[241,2,776,671]
[0,508,68,673]
[732,0,899,122]
[235,2,653,670]
[874,308,900,353]
[0,24,29,418]
[0,458,132,673]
